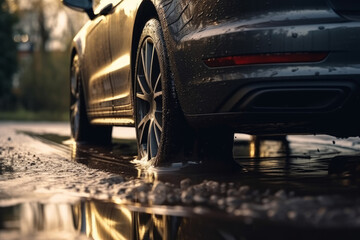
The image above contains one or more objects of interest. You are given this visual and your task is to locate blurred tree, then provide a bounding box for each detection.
[18,51,69,112]
[3,0,87,119]
[9,0,87,52]
[35,0,49,52]
[0,0,18,110]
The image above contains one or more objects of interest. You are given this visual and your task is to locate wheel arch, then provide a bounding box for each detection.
[131,1,159,99]
[70,47,83,92]
[70,47,78,70]
[131,0,187,117]
[69,45,90,117]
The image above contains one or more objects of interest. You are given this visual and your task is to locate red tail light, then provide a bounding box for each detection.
[204,52,328,68]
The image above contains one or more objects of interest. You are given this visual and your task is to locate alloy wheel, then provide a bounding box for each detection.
[70,55,80,138]
[136,38,163,160]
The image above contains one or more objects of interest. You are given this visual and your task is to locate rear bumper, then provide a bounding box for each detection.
[169,16,360,135]
[174,19,360,112]
[185,78,360,136]
[216,80,356,113]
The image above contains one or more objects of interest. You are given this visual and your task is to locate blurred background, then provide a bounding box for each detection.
[0,0,88,121]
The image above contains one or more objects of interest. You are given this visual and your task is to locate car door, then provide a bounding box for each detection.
[82,2,113,115]
[108,0,140,118]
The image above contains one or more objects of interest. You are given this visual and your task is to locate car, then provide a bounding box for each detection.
[63,0,360,165]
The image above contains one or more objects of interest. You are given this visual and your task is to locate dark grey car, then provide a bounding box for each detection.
[63,0,360,165]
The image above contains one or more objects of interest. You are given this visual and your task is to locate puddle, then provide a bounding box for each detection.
[2,123,360,239]
[2,197,360,240]
[5,194,360,240]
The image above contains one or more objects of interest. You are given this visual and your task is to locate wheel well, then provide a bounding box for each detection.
[70,48,80,88]
[131,1,159,90]
[70,48,88,113]
[70,48,77,64]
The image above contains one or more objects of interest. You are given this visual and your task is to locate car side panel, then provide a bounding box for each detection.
[108,0,142,118]
[82,15,114,116]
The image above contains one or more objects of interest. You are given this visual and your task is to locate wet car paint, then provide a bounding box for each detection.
[2,123,360,239]
[69,0,360,137]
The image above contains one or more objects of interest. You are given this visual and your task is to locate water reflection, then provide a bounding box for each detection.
[2,198,360,240]
[233,134,360,195]
[234,134,360,180]
[3,131,360,239]
[77,201,132,240]
[0,202,87,240]
[75,200,183,240]
[235,135,292,176]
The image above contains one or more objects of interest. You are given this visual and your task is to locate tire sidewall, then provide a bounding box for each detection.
[134,19,185,164]
[70,54,81,140]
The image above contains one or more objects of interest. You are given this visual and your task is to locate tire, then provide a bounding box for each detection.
[134,19,235,165]
[70,54,112,144]
[134,19,186,164]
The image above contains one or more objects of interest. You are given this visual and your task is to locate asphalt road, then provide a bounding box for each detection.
[1,122,360,240]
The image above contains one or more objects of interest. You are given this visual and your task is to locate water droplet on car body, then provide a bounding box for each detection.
[270,71,278,77]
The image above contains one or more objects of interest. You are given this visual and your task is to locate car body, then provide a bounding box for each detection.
[64,0,360,163]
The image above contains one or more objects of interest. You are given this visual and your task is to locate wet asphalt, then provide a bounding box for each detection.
[1,122,360,240]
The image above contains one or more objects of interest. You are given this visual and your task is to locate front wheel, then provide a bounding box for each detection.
[70,54,112,144]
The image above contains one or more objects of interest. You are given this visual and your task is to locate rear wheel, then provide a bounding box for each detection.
[134,19,186,164]
[70,54,112,143]
[135,36,163,160]
[134,19,235,165]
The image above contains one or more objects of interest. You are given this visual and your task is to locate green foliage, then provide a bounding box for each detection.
[0,109,68,121]
[17,51,70,114]
[0,0,81,121]
[0,0,18,109]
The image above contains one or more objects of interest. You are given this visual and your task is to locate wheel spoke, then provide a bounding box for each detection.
[146,41,152,88]
[138,114,148,128]
[154,91,162,99]
[139,118,149,146]
[70,101,78,111]
[136,92,148,102]
[141,46,146,76]
[71,78,76,96]
[71,56,79,96]
[154,73,161,93]
[145,42,153,92]
[154,121,161,146]
[70,110,75,122]
[147,122,152,158]
[149,43,155,88]
[70,100,79,136]
[149,120,159,158]
[141,47,151,91]
[137,75,149,95]
[154,116,162,132]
